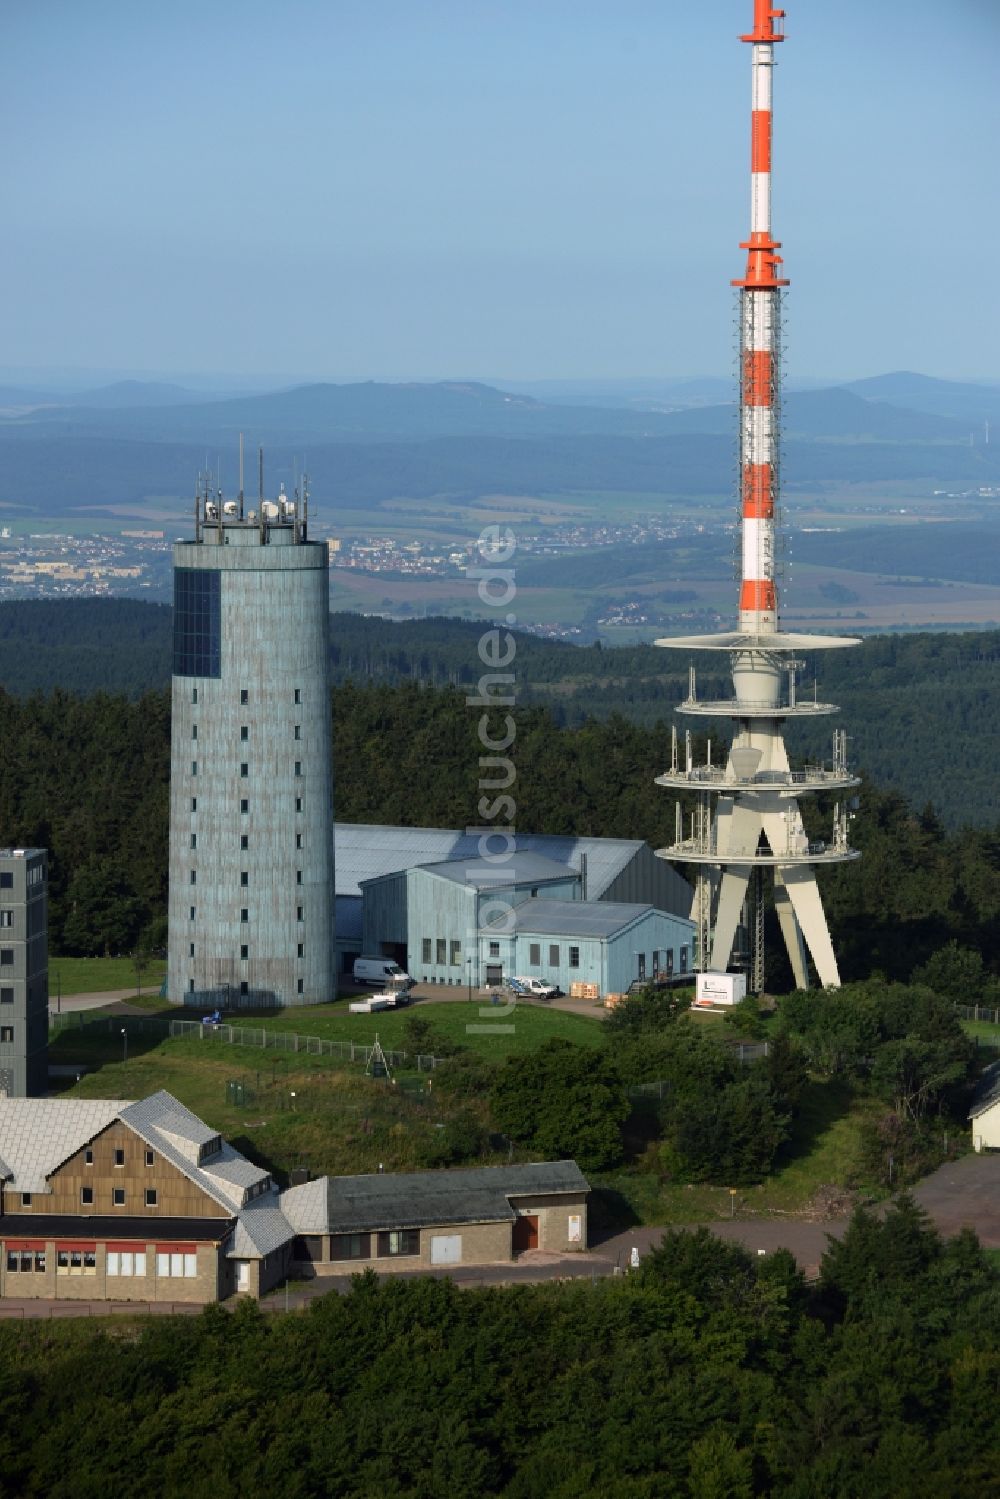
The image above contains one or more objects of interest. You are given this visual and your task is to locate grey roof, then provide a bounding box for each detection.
[280,1160,589,1236]
[0,1098,128,1193]
[414,853,577,890]
[120,1092,270,1213]
[970,1060,1000,1119]
[335,822,646,900]
[494,897,656,940]
[228,1196,296,1259]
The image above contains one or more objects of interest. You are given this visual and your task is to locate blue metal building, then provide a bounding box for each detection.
[480,899,692,995]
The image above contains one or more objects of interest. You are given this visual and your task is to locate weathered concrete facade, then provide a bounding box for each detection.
[167,500,334,1007]
[0,849,48,1096]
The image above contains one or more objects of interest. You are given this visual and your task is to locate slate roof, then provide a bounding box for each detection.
[121,1092,270,1213]
[335,823,647,901]
[415,853,576,889]
[492,898,656,939]
[227,1196,295,1259]
[281,1161,589,1236]
[0,1099,128,1193]
[970,1060,1000,1119]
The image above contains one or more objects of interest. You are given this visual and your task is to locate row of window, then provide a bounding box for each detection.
[189,944,305,961]
[192,725,304,741]
[329,1229,419,1261]
[191,688,303,706]
[5,1249,197,1277]
[188,906,307,923]
[421,938,462,966]
[76,1187,159,1208]
[188,833,305,851]
[189,978,305,996]
[526,943,580,968]
[190,762,305,779]
[189,797,304,816]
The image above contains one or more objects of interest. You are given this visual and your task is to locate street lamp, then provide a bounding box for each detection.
[467,956,473,1004]
[120,1027,127,1064]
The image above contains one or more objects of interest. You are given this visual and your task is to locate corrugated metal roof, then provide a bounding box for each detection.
[970,1060,1000,1119]
[415,853,576,889]
[496,898,654,939]
[335,822,646,900]
[281,1160,589,1235]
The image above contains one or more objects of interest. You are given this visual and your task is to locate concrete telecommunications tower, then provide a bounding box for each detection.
[167,450,334,1007]
[656,0,859,990]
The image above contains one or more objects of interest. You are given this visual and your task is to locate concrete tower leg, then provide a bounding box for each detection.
[710,865,752,972]
[777,866,841,988]
[773,868,809,989]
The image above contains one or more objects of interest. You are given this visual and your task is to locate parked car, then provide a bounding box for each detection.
[510,976,561,1000]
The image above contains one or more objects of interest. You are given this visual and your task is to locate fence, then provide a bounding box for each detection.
[49,1012,446,1073]
[956,1003,1000,1027]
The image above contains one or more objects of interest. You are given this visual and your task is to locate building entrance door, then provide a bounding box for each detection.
[235,1260,250,1292]
[512,1215,539,1252]
[485,964,503,986]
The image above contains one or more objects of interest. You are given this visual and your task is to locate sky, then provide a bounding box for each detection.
[1,0,998,386]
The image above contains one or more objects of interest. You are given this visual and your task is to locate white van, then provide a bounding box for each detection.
[353,956,413,991]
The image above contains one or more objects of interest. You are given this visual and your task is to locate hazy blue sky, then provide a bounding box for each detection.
[2,0,997,384]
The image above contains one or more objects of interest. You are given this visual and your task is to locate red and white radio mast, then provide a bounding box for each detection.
[655,2,860,993]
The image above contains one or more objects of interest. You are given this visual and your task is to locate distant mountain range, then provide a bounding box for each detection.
[0,371,997,517]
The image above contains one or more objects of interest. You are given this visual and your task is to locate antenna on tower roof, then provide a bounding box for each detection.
[238,432,245,519]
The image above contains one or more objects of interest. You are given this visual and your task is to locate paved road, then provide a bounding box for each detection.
[50,987,164,1016]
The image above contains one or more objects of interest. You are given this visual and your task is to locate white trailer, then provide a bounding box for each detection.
[694,971,747,1008]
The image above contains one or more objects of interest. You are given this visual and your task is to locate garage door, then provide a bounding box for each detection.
[430,1234,462,1265]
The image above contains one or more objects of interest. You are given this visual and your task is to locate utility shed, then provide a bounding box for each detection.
[970,1061,1000,1150]
[281,1160,590,1269]
[481,898,694,995]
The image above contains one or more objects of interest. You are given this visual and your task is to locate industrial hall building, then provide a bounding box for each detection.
[0,1091,590,1303]
[336,823,694,995]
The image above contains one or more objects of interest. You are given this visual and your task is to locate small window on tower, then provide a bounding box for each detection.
[192,688,198,704]
[189,943,194,958]
[296,871,302,886]
[240,725,249,741]
[189,906,196,920]
[295,833,302,849]
[240,689,249,704]
[240,763,249,778]
[294,761,302,777]
[294,688,301,704]
[297,979,304,995]
[190,833,197,850]
[241,908,249,923]
[241,945,248,960]
[297,942,304,958]
[191,725,197,740]
[240,871,249,887]
[297,906,303,922]
[240,834,248,850]
[240,799,249,814]
[191,797,197,813]
[294,725,301,740]
[295,797,302,813]
[191,761,198,776]
[189,871,197,886]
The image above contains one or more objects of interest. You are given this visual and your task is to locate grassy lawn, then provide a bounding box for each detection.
[59,1037,498,1184]
[51,956,166,997]
[962,1020,1000,1053]
[217,999,604,1061]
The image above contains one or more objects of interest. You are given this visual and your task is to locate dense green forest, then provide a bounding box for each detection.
[1,673,999,979]
[3,1199,1000,1497]
[2,599,999,826]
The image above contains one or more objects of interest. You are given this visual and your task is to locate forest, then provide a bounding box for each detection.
[1,669,1000,978]
[1,599,999,826]
[2,1198,1000,1498]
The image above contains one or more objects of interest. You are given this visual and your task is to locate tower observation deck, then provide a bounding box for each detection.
[166,460,334,1007]
[654,2,859,991]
